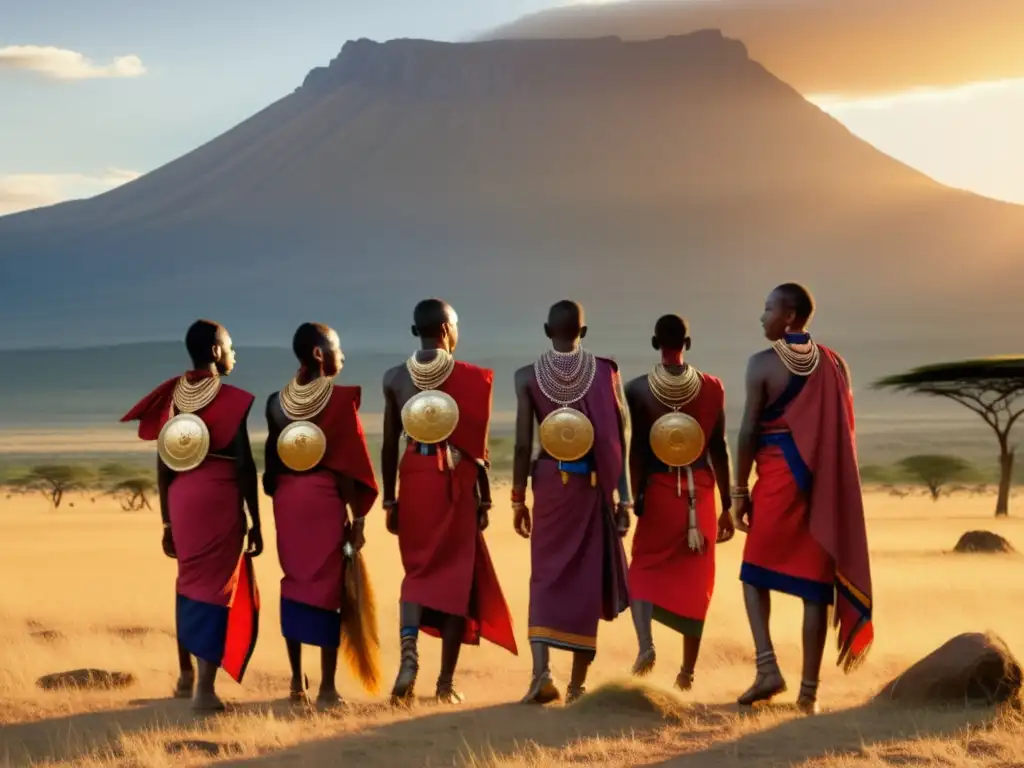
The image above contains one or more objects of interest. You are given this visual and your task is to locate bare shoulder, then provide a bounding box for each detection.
[382,363,406,390]
[746,349,776,374]
[514,364,535,389]
[625,374,647,398]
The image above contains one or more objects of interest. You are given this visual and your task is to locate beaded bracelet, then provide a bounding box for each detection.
[511,487,527,504]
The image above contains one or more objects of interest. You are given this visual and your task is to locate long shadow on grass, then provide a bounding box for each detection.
[650,702,997,767]
[220,696,734,768]
[0,697,291,764]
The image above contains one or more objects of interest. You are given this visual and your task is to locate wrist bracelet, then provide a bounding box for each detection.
[382,500,397,509]
[511,487,527,504]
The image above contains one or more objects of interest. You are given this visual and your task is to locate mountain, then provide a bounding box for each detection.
[488,0,1024,96]
[1,32,1022,364]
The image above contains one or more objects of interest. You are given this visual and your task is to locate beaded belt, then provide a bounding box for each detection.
[538,455,597,487]
[408,440,461,468]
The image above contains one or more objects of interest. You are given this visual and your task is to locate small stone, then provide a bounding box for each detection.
[36,669,135,691]
[876,633,1022,706]
[30,629,64,643]
[954,531,1016,554]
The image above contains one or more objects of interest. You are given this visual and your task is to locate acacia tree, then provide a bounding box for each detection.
[897,454,973,501]
[12,464,95,509]
[874,357,1024,516]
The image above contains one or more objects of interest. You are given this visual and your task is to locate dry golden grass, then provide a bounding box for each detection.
[2,478,1024,767]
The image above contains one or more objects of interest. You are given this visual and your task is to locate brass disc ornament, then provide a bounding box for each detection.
[401,390,459,445]
[539,407,595,462]
[649,412,705,468]
[277,420,327,472]
[157,413,210,472]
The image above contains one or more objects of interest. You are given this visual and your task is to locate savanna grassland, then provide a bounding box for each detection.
[2,460,1024,767]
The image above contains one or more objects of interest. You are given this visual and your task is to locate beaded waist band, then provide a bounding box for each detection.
[537,455,594,475]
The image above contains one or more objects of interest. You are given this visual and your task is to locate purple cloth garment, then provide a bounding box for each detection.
[527,358,630,654]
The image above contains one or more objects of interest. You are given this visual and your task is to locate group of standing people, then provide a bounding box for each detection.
[121,283,873,716]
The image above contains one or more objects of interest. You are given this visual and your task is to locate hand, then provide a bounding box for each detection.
[161,527,176,559]
[246,526,264,557]
[733,496,751,533]
[513,503,532,539]
[478,503,491,532]
[385,503,399,536]
[615,504,631,537]
[350,518,367,552]
[716,509,736,543]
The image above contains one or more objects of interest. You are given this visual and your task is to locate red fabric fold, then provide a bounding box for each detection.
[221,553,260,683]
[313,385,379,518]
[121,371,254,451]
[786,345,874,672]
[440,361,493,465]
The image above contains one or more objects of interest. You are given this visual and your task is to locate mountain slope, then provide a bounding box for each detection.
[0,33,1021,354]
[487,0,1024,96]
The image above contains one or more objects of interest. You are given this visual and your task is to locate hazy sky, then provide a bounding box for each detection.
[1,0,1021,213]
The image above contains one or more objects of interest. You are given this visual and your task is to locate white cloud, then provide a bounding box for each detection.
[0,169,142,215]
[0,45,145,81]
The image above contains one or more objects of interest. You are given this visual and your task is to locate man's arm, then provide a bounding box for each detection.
[157,456,174,526]
[613,369,633,505]
[707,408,733,511]
[734,355,767,491]
[381,370,401,504]
[624,379,647,511]
[235,416,261,531]
[262,395,282,498]
[512,368,535,495]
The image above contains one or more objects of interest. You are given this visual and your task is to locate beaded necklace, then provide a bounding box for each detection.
[534,346,597,406]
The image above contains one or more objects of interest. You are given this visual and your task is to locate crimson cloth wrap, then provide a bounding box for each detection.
[122,373,259,680]
[526,357,630,655]
[629,373,725,637]
[397,361,517,654]
[740,346,873,672]
[120,370,253,451]
[272,385,380,648]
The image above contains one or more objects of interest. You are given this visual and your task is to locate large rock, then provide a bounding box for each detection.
[36,668,135,691]
[954,531,1016,554]
[876,633,1021,706]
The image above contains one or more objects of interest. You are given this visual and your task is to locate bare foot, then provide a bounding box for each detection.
[520,674,561,705]
[737,671,787,707]
[674,670,694,692]
[565,684,587,705]
[631,648,656,677]
[435,687,465,705]
[173,673,194,699]
[191,690,226,712]
[316,689,345,710]
[796,696,820,715]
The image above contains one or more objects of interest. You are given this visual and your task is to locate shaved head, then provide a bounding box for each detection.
[412,297,459,353]
[185,319,224,366]
[413,298,456,338]
[292,322,333,365]
[545,300,586,342]
[653,314,689,350]
[185,318,235,374]
[774,282,815,325]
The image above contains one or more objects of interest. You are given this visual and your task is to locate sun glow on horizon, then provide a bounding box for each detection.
[810,77,1024,206]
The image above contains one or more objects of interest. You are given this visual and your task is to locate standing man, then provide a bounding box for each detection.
[733,283,873,714]
[625,314,734,691]
[512,300,631,705]
[381,298,517,705]
[264,322,379,707]
[121,319,262,712]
